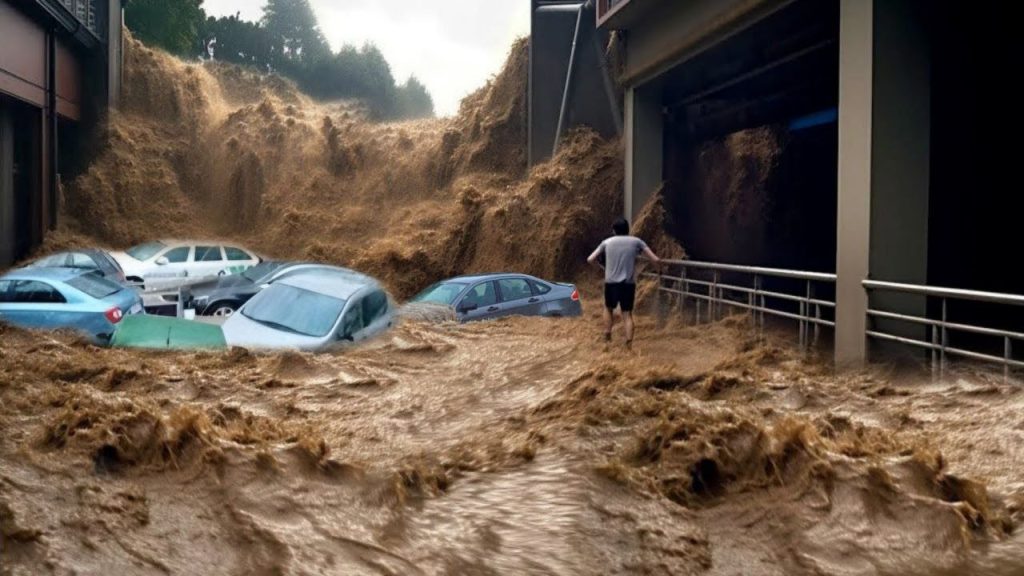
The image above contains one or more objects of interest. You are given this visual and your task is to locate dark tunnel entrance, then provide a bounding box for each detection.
[659,0,839,274]
[653,0,840,324]
[927,2,1024,357]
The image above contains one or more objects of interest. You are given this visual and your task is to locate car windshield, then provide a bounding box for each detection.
[241,283,346,338]
[67,272,122,299]
[412,281,467,305]
[242,262,286,283]
[126,241,166,261]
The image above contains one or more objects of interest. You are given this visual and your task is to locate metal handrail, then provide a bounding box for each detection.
[645,259,837,350]
[863,279,1024,380]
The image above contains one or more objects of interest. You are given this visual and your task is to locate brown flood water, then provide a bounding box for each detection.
[2,311,1023,575]
[3,32,1023,575]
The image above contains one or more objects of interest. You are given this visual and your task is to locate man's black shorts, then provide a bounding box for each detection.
[604,282,636,312]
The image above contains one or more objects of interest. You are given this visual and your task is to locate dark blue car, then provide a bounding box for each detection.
[411,273,582,322]
[0,267,144,344]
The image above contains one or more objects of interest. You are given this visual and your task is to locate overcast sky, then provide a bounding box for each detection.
[203,0,530,116]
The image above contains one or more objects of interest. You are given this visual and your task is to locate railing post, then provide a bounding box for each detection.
[940,298,948,377]
[930,324,939,380]
[711,271,719,322]
[656,268,667,329]
[1005,337,1012,384]
[681,266,688,324]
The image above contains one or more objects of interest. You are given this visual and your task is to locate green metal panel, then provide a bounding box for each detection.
[110,315,227,350]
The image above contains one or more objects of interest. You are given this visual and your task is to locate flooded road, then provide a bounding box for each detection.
[3,312,1023,575]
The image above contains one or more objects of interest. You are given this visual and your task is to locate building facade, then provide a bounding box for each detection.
[0,0,122,267]
[533,0,1021,366]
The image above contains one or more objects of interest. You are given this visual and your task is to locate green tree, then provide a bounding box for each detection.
[262,0,330,69]
[125,0,206,56]
[395,76,435,120]
[201,14,273,69]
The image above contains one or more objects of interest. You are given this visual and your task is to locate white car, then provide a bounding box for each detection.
[111,240,261,291]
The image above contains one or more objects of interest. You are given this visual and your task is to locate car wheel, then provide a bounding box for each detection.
[210,304,237,317]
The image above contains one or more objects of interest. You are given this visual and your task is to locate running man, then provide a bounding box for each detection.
[587,217,661,349]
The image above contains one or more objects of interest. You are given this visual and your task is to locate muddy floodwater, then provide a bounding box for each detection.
[3,31,1024,575]
[2,311,1023,575]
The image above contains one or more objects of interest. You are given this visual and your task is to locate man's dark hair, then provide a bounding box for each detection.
[612,217,630,236]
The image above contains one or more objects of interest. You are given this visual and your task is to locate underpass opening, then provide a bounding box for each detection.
[652,0,840,323]
[926,2,1024,361]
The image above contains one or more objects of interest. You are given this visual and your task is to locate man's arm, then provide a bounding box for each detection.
[641,246,661,264]
[587,244,605,269]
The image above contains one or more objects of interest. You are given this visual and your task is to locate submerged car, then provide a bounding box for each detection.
[0,268,144,343]
[26,248,128,284]
[110,315,227,350]
[222,268,395,352]
[110,240,261,291]
[187,261,335,317]
[411,273,581,322]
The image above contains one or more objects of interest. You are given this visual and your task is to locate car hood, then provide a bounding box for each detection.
[222,313,326,351]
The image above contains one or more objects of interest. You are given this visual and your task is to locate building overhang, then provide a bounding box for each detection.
[10,0,104,50]
[597,0,661,29]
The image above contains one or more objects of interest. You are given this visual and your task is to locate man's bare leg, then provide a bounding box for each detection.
[624,312,634,349]
[603,307,615,341]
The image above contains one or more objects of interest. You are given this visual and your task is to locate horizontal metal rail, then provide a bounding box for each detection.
[646,259,837,351]
[864,279,1024,381]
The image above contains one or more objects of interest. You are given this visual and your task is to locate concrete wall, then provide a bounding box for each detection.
[529,1,620,166]
[623,80,662,219]
[0,104,12,266]
[867,0,930,347]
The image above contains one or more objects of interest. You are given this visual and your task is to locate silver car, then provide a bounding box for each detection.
[221,268,394,352]
[411,273,582,322]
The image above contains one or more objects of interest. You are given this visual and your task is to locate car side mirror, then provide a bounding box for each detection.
[458,302,478,313]
[339,333,354,342]
[156,257,169,266]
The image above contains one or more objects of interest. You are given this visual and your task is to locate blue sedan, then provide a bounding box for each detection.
[0,267,144,344]
[411,273,582,322]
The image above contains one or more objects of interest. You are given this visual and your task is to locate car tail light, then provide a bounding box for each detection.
[571,288,579,301]
[105,307,124,324]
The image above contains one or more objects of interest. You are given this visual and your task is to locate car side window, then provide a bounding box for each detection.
[164,247,190,263]
[531,281,552,295]
[0,280,12,302]
[498,278,533,302]
[461,282,497,308]
[10,281,66,304]
[196,246,223,262]
[361,290,389,324]
[341,301,364,337]
[70,253,97,268]
[225,247,250,261]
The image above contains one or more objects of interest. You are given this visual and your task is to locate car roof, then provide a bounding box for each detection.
[274,269,381,299]
[444,273,535,284]
[1,267,94,282]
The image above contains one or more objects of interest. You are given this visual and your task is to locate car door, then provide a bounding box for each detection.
[495,277,544,318]
[357,289,392,339]
[455,281,502,321]
[192,246,226,279]
[0,280,77,330]
[223,247,257,276]
[146,246,192,290]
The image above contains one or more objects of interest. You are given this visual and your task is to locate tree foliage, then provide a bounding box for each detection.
[124,0,205,56]
[125,0,434,120]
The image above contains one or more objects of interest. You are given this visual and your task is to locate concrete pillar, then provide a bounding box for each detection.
[835,0,932,366]
[624,80,663,220]
[834,0,873,366]
[868,0,930,345]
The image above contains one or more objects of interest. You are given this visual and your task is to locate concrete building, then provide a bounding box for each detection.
[1,0,123,267]
[532,0,1022,366]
